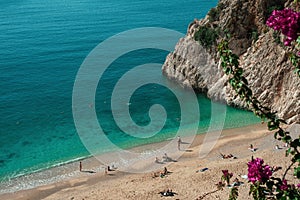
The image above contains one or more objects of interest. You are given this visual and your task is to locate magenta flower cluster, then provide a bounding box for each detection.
[280,180,300,191]
[266,9,300,46]
[280,179,289,191]
[247,158,272,183]
[222,169,233,178]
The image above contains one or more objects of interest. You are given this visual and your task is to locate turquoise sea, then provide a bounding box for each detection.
[0,0,260,187]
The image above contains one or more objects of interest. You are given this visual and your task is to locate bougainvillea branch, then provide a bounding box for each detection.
[217,39,300,199]
[197,2,300,199]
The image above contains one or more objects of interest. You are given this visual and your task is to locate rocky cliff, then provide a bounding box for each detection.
[162,0,300,123]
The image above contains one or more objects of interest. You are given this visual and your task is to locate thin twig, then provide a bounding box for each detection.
[196,189,221,200]
[282,161,296,180]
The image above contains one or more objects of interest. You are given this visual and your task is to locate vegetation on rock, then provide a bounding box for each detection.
[215,2,300,198]
[194,26,219,48]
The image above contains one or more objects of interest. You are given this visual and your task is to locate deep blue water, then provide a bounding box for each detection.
[0,0,260,183]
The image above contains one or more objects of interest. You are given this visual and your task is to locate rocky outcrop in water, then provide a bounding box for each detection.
[162,0,300,123]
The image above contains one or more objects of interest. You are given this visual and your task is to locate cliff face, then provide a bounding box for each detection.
[162,0,300,123]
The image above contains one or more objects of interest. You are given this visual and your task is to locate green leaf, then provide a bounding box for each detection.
[276,192,283,199]
[297,36,300,44]
[268,121,279,131]
[241,76,248,83]
[221,61,227,68]
[294,153,300,162]
[225,67,232,75]
[274,132,278,139]
[229,187,239,200]
[283,135,292,143]
[239,87,245,94]
[294,166,300,178]
[278,129,285,137]
[293,139,300,147]
[236,68,243,76]
[266,181,274,190]
[229,78,236,87]
[286,148,292,156]
[249,184,255,195]
[245,88,252,97]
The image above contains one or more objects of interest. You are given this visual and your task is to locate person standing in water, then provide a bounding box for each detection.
[79,161,82,172]
[177,136,182,150]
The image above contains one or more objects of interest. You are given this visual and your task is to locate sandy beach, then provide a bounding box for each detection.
[1,123,298,200]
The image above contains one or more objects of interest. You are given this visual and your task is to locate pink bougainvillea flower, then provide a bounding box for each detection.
[222,170,233,177]
[247,158,272,183]
[221,170,233,185]
[280,179,289,191]
[266,8,300,46]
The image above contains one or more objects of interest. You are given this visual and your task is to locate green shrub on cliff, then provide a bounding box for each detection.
[208,2,225,22]
[208,8,219,22]
[194,26,218,48]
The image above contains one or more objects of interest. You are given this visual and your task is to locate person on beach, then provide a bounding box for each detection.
[107,166,114,171]
[220,153,236,159]
[231,178,243,187]
[163,153,170,162]
[152,167,169,178]
[111,164,117,170]
[160,171,165,178]
[160,189,177,196]
[249,144,257,152]
[271,166,282,173]
[155,157,160,163]
[163,167,168,175]
[79,161,82,172]
[275,145,281,150]
[177,136,182,150]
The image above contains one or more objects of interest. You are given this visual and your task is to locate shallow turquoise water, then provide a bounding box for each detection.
[0,0,260,181]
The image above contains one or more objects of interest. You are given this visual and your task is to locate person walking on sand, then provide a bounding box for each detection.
[177,136,182,150]
[163,167,168,175]
[79,161,82,172]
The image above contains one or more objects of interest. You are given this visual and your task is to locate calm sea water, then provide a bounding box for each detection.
[0,0,260,183]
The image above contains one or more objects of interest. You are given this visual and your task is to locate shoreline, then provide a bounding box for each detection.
[0,122,290,200]
[0,122,260,194]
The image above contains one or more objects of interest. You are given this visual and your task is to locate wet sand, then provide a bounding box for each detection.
[0,123,297,200]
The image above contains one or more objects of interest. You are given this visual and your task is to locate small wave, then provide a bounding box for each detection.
[0,155,92,194]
